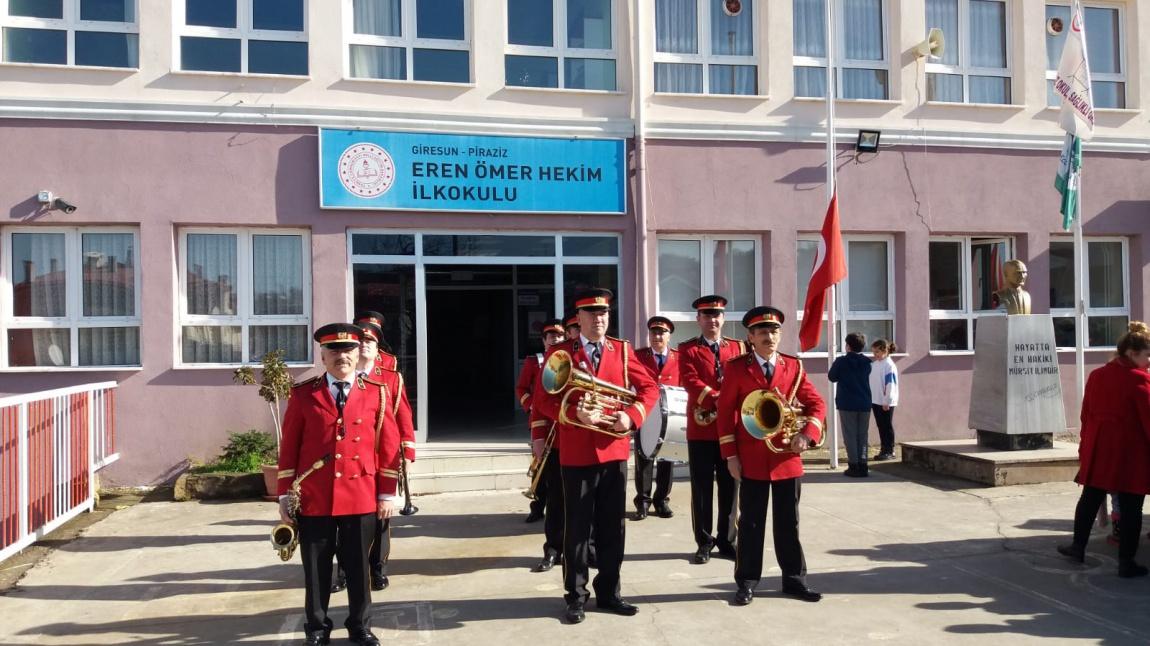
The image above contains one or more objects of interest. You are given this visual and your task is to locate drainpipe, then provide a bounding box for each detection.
[632,0,651,340]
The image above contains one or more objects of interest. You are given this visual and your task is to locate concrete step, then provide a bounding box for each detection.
[406,443,532,495]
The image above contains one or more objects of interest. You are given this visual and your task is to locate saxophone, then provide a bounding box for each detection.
[270,454,331,561]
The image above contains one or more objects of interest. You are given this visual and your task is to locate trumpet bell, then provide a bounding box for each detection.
[270,523,298,561]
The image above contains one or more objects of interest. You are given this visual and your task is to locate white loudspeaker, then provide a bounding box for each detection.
[1047,17,1065,36]
[914,28,945,60]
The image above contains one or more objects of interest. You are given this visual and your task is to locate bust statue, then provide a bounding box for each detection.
[991,259,1032,315]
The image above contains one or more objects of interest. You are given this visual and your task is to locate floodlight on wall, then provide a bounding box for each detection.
[855,130,882,154]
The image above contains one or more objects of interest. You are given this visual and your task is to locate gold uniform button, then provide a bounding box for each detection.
[336,418,343,425]
[353,436,361,442]
[335,472,342,478]
[350,474,359,480]
[355,418,362,424]
[335,453,342,459]
[353,455,360,461]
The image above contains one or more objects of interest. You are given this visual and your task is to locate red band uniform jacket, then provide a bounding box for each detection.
[636,346,681,387]
[679,337,746,441]
[516,353,544,412]
[1076,358,1150,494]
[277,375,402,516]
[717,352,826,481]
[371,355,415,463]
[535,337,660,467]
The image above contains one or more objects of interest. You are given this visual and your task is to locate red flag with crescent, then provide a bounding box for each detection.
[799,193,848,352]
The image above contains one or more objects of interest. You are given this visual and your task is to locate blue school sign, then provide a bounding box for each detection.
[319,129,626,214]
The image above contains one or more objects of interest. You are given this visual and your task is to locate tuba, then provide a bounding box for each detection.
[739,363,823,453]
[270,454,331,561]
[541,349,637,437]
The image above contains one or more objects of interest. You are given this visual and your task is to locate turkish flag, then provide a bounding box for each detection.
[799,193,848,352]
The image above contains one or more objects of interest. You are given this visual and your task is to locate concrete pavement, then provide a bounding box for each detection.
[3,463,1150,645]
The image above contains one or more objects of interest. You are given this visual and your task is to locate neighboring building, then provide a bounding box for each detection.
[0,1,1146,485]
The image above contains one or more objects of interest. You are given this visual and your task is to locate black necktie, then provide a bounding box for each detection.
[589,343,601,373]
[334,381,348,413]
[656,353,665,370]
[763,362,774,381]
[709,341,723,380]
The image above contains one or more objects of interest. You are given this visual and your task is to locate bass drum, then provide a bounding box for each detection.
[637,386,689,463]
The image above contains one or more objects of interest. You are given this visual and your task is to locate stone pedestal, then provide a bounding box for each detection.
[968,315,1066,450]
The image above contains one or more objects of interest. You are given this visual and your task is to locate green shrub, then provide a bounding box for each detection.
[191,430,277,473]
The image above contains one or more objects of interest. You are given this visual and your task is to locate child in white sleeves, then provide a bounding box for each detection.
[870,339,899,461]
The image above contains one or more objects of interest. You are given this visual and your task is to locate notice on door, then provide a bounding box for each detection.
[319,129,626,214]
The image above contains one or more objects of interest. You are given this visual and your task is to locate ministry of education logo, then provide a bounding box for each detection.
[337,143,395,198]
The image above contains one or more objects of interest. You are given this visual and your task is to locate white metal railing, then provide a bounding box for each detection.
[0,381,118,564]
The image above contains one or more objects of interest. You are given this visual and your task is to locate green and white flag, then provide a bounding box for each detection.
[1055,134,1082,231]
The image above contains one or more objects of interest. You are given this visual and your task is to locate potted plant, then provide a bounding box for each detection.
[175,430,278,501]
[233,349,295,499]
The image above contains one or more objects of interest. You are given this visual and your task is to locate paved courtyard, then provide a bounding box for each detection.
[3,463,1150,645]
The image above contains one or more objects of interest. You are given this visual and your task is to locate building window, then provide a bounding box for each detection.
[179,229,311,366]
[176,0,308,75]
[505,0,615,90]
[793,0,889,100]
[928,236,1013,351]
[796,236,894,353]
[1045,3,1124,109]
[657,236,760,345]
[1,228,141,368]
[653,0,756,95]
[1050,238,1128,348]
[347,0,470,83]
[925,0,1011,104]
[0,0,138,67]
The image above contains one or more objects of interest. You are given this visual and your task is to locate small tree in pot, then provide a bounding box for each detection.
[233,349,295,498]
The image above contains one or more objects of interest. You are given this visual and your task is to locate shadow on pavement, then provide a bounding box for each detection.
[395,512,543,539]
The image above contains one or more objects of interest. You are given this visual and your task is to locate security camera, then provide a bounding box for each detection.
[1047,17,1064,36]
[52,197,77,214]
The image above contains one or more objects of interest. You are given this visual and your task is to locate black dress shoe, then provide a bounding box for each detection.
[525,510,545,523]
[733,587,753,606]
[781,582,822,602]
[301,634,329,646]
[348,631,380,646]
[565,601,586,624]
[1057,543,1086,564]
[371,574,389,591]
[715,543,737,560]
[533,553,558,573]
[693,546,712,564]
[654,502,674,518]
[597,598,639,616]
[633,506,648,520]
[330,577,346,594]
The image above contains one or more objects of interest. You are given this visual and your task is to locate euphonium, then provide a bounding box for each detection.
[739,364,823,453]
[541,349,638,437]
[270,454,331,561]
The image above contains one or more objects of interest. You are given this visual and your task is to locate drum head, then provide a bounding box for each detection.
[638,406,666,459]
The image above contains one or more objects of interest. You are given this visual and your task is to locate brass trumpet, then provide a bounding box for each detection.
[542,349,637,437]
[523,422,556,500]
[739,363,823,453]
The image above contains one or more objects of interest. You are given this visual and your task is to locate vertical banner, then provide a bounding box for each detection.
[320,129,626,214]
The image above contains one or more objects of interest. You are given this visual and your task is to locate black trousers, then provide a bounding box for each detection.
[871,405,896,454]
[633,449,674,509]
[1072,485,1146,563]
[562,460,627,604]
[687,439,738,550]
[541,449,564,557]
[368,518,391,577]
[298,513,376,635]
[735,477,807,589]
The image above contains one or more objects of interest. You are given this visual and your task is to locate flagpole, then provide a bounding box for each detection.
[824,0,840,470]
[1073,173,1085,401]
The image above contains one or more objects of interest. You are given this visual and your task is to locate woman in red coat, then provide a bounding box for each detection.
[1058,321,1150,577]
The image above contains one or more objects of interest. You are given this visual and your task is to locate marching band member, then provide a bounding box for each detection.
[563,312,581,341]
[718,307,825,606]
[534,288,660,624]
[277,323,399,646]
[354,311,397,370]
[679,295,745,563]
[633,316,680,520]
[517,319,565,523]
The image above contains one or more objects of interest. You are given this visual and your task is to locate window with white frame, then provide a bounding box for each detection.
[505,0,616,90]
[793,0,889,100]
[347,0,470,83]
[179,229,311,365]
[1045,3,1125,109]
[1050,238,1128,348]
[176,0,308,75]
[654,0,757,95]
[928,236,1013,351]
[1,227,141,368]
[657,236,760,345]
[925,0,1011,104]
[797,236,894,353]
[0,0,138,67]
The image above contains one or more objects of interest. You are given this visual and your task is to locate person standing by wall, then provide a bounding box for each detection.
[1058,322,1150,578]
[869,339,899,461]
[516,319,566,523]
[634,316,680,520]
[828,333,872,477]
